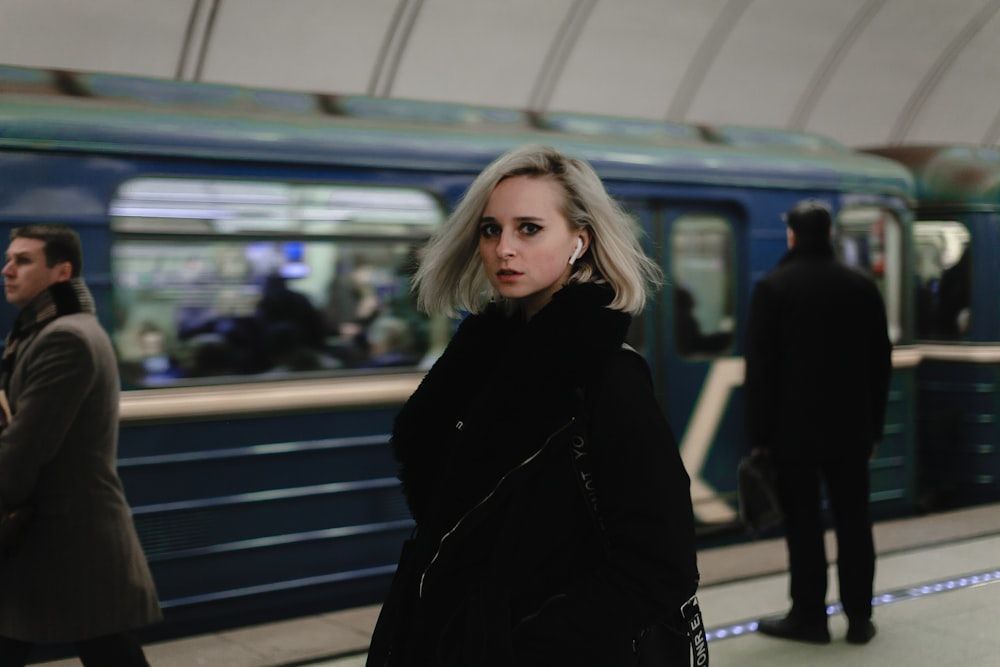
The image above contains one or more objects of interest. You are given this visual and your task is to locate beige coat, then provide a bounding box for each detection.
[0,311,162,642]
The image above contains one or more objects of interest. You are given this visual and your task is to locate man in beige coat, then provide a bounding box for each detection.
[0,225,161,666]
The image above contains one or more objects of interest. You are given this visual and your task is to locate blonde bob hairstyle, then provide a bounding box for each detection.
[413,144,663,317]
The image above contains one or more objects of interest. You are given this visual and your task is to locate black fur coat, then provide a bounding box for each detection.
[372,282,698,666]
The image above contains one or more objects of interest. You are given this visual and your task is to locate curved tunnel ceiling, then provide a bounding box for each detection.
[1,0,999,148]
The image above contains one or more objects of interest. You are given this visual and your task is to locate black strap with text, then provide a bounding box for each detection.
[569,413,708,666]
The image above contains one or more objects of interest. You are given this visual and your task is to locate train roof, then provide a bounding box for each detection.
[0,66,913,197]
[862,145,1000,208]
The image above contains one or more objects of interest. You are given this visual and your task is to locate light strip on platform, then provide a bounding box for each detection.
[706,568,1000,642]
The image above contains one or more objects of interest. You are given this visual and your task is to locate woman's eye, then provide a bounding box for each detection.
[520,222,541,235]
[480,223,500,238]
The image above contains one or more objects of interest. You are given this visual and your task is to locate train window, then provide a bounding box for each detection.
[913,221,971,341]
[109,178,446,387]
[671,215,735,357]
[836,207,904,343]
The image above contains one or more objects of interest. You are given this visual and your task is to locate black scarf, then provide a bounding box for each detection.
[392,282,631,533]
[2,278,94,393]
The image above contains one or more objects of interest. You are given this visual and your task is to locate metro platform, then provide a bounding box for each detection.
[36,502,1000,667]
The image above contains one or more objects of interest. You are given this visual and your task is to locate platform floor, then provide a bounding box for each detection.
[35,502,1000,667]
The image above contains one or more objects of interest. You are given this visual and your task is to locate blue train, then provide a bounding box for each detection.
[864,146,1000,511]
[0,66,922,637]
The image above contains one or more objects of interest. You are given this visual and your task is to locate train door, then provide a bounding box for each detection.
[614,196,741,528]
[912,219,971,342]
[662,205,741,528]
[835,203,918,516]
[912,213,997,508]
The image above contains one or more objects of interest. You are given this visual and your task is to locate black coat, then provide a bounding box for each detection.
[744,243,893,460]
[372,283,698,666]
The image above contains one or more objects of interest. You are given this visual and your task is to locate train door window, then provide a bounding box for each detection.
[912,221,971,341]
[109,178,446,387]
[671,215,735,357]
[836,207,904,343]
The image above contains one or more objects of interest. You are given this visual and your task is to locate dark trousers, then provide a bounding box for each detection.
[774,455,876,624]
[0,632,150,667]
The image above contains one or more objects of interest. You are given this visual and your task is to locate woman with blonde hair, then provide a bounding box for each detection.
[367,144,700,666]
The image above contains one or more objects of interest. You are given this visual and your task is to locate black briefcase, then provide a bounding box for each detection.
[737,454,783,538]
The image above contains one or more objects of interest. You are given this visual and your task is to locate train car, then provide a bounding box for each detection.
[865,145,1000,510]
[0,65,917,638]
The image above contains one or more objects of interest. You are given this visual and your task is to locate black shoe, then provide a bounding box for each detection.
[846,620,877,644]
[757,615,831,644]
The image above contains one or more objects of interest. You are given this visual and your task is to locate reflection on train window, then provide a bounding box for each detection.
[913,221,971,341]
[837,207,903,343]
[671,215,734,357]
[110,179,446,387]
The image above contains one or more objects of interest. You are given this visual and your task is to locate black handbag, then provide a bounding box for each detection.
[737,453,784,538]
[569,428,707,666]
[633,595,708,666]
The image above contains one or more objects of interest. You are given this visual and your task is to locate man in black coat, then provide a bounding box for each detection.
[744,200,892,646]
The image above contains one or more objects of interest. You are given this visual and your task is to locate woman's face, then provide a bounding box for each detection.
[479,175,587,319]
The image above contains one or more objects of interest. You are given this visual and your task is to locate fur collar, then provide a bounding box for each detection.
[393,282,631,530]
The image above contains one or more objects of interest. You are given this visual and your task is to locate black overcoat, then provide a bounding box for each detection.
[371,283,698,666]
[0,293,161,642]
[744,243,893,460]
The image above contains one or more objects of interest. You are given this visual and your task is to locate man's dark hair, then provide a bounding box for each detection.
[10,224,83,277]
[784,200,832,244]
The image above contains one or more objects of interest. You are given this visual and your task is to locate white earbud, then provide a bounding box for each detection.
[568,237,584,265]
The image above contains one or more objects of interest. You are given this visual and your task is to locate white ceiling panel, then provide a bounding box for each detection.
[201,0,400,93]
[805,0,992,146]
[0,0,998,147]
[0,0,191,77]
[685,0,869,128]
[903,4,1000,144]
[547,0,727,119]
[389,0,574,107]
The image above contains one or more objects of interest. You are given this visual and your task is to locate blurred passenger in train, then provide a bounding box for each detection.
[674,285,732,356]
[324,256,384,366]
[256,272,327,370]
[134,320,184,384]
[367,145,701,666]
[387,245,431,361]
[935,246,971,339]
[744,201,892,646]
[360,314,418,368]
[0,225,161,666]
[179,314,264,376]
